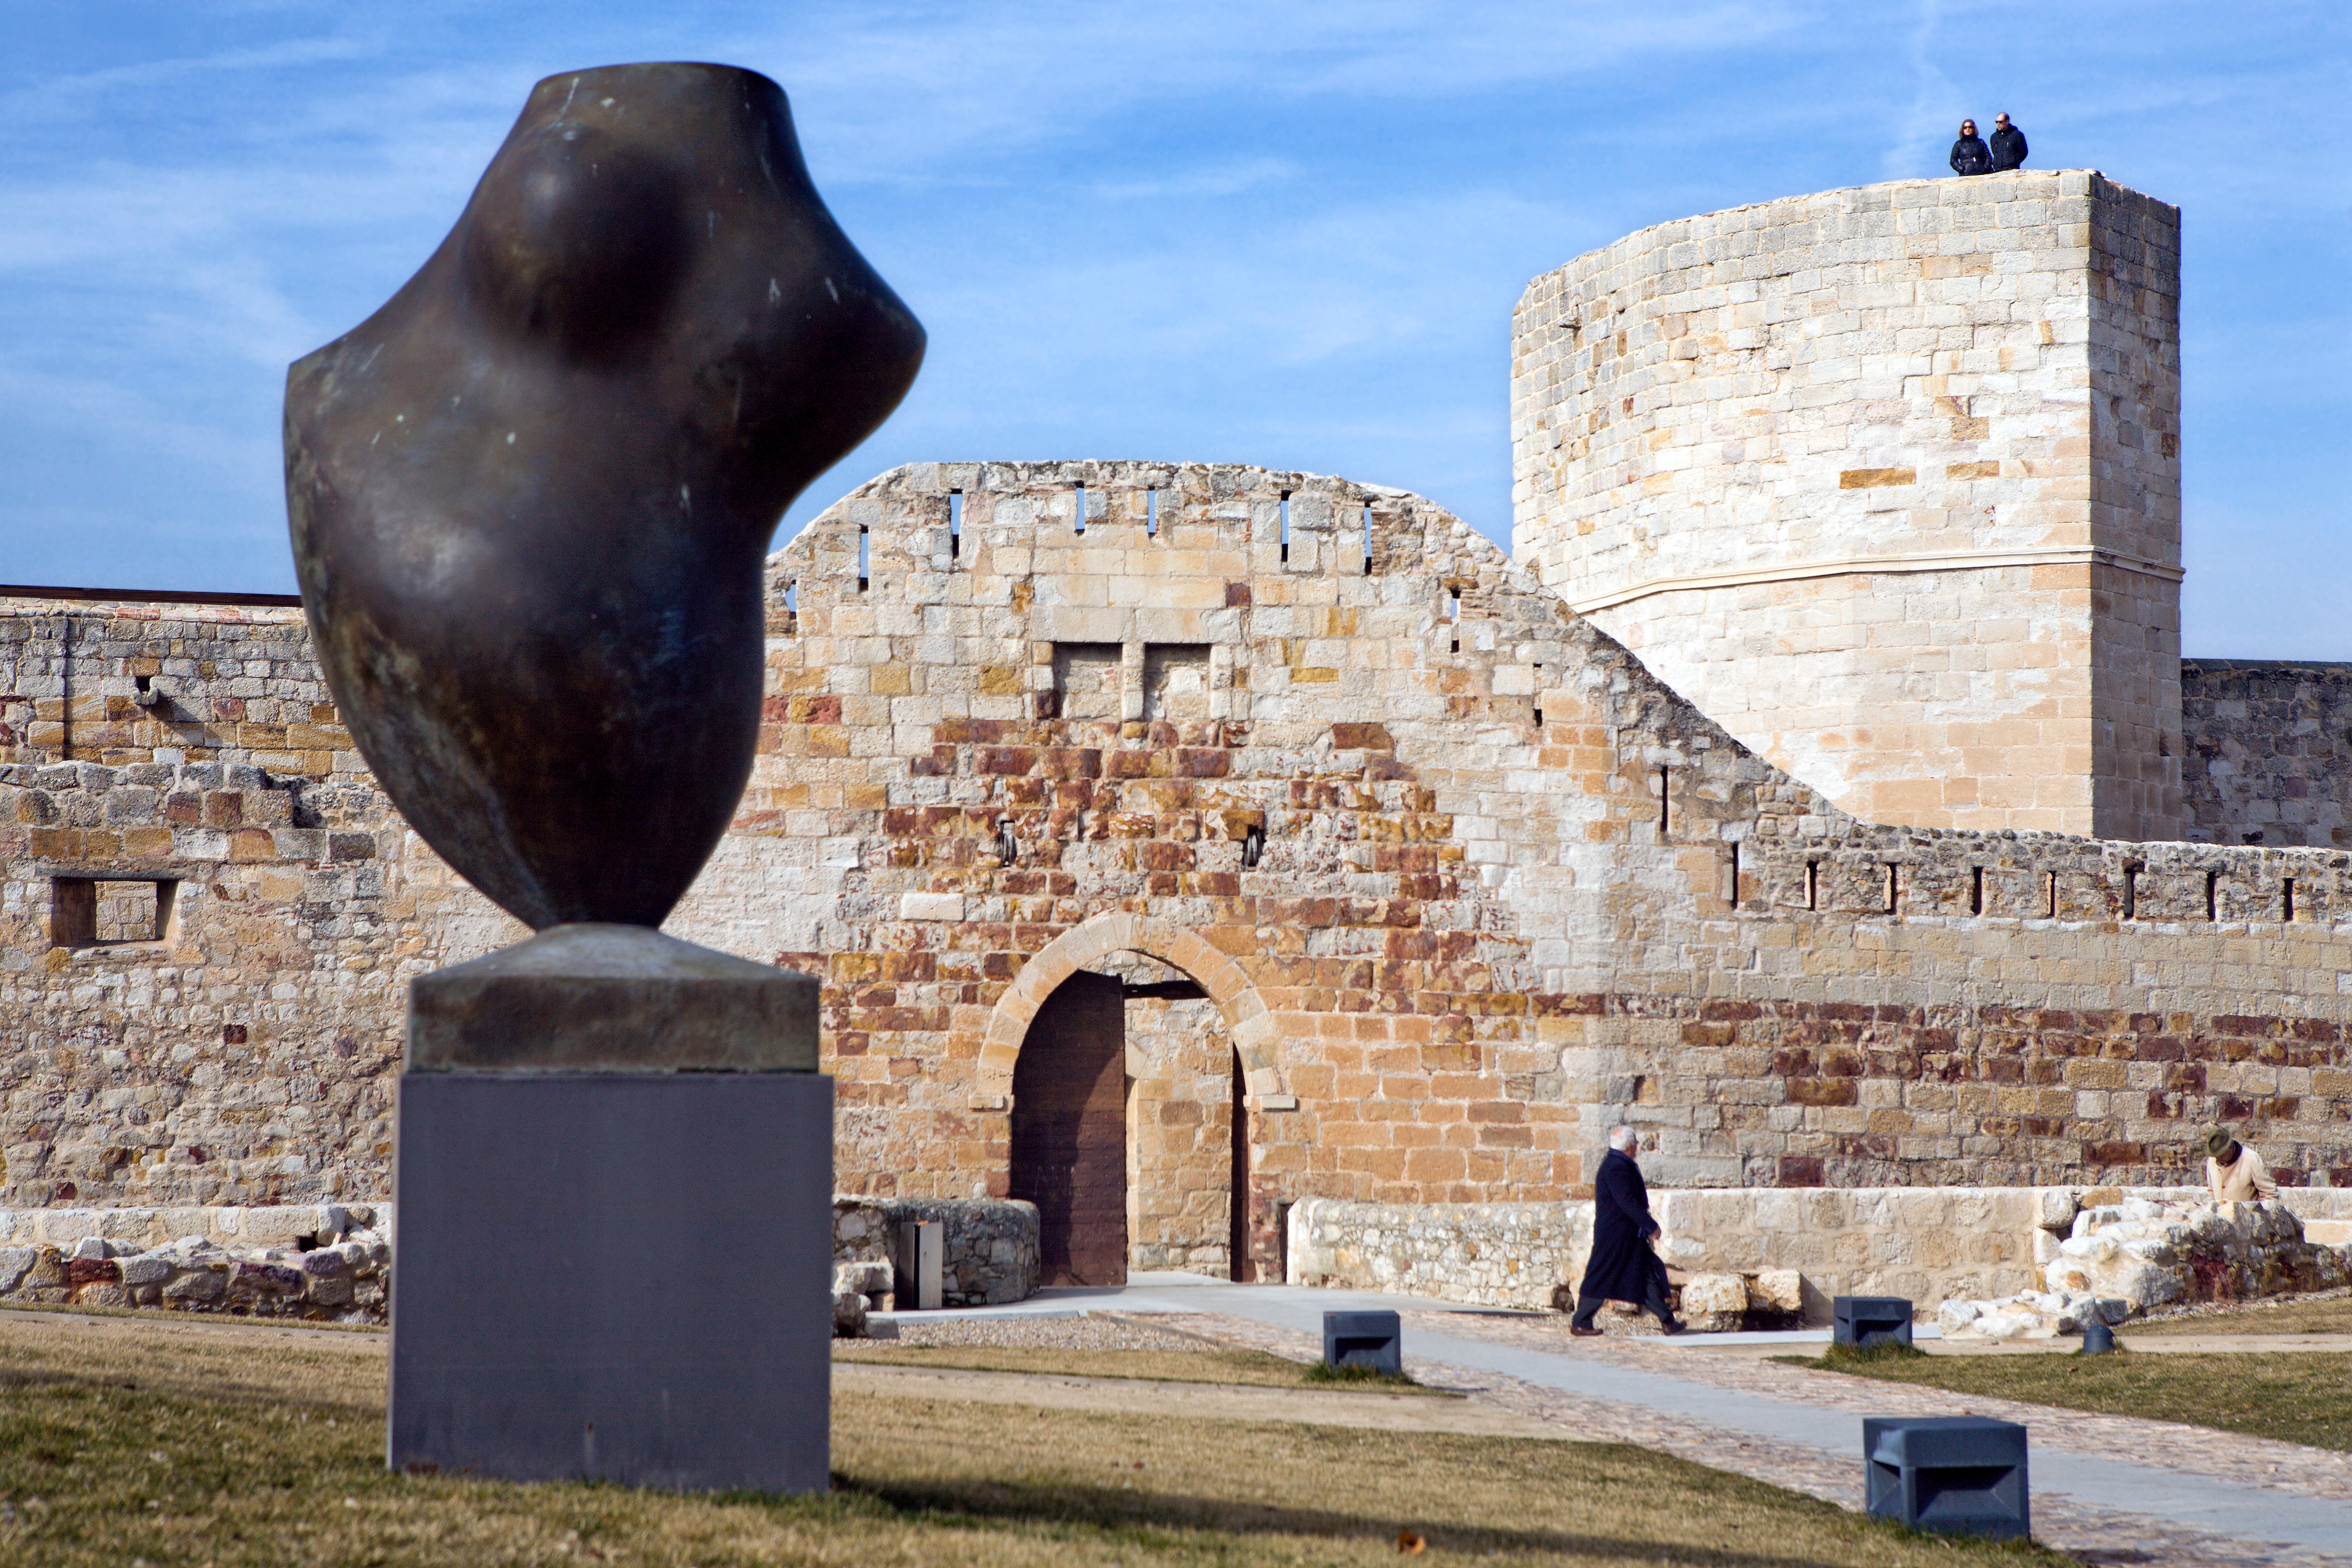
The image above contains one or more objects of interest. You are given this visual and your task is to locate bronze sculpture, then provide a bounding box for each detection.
[284,61,923,930]
[293,63,912,1492]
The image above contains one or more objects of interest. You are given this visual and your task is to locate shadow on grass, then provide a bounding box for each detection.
[832,1457,2057,1564]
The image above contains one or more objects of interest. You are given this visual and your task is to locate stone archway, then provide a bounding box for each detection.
[977,913,1287,1102]
[981,914,1289,1279]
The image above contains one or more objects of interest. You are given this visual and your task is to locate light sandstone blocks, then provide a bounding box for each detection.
[1,187,2348,1284]
[1512,172,2182,839]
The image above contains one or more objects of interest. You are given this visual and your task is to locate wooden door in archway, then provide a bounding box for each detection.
[1010,970,1128,1285]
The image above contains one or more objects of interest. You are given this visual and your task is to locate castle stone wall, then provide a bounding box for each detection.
[0,598,344,773]
[1510,172,2182,839]
[2182,660,2352,847]
[6,464,2352,1257]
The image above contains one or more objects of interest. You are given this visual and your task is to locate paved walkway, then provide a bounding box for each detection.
[877,1272,2352,1566]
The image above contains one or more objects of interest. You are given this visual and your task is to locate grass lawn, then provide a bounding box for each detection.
[2134,1293,2352,1336]
[0,1313,2065,1567]
[833,1340,1440,1392]
[1786,1343,2352,1451]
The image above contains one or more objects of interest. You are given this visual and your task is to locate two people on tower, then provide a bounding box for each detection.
[1950,114,2027,177]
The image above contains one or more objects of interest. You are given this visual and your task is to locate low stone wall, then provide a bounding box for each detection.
[0,1197,1044,1323]
[1286,1186,2352,1321]
[0,1202,386,1320]
[1286,1198,1590,1311]
[1652,1187,2047,1313]
[832,1196,1039,1307]
[0,1201,379,1254]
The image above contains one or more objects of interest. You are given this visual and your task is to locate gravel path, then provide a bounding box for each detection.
[872,1312,1228,1353]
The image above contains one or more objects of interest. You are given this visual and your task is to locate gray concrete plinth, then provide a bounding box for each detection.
[389,1070,832,1492]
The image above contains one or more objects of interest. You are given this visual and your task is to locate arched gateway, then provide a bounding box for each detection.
[985,914,1287,1285]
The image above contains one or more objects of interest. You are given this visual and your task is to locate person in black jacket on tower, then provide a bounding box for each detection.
[1569,1126,1687,1336]
[1989,113,2028,172]
[1950,119,1992,177]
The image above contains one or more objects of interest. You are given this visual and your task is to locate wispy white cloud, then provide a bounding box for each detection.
[1,0,2346,652]
[1884,0,1955,180]
[0,31,381,122]
[1092,157,1300,201]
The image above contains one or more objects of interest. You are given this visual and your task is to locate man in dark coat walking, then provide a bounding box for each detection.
[1989,113,2028,172]
[1570,1126,1685,1335]
[1950,120,1992,177]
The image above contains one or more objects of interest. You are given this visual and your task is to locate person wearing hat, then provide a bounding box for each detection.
[2206,1126,2278,1203]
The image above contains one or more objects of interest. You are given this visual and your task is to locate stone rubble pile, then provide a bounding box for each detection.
[1671,1268,1808,1332]
[1938,1196,2350,1341]
[0,1205,389,1322]
[832,1260,888,1336]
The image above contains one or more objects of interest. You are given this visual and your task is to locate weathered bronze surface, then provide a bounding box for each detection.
[284,62,923,929]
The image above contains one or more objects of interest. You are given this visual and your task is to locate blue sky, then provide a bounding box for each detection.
[3,2,2346,656]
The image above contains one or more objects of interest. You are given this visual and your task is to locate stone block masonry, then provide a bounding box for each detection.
[0,597,345,773]
[1293,1185,2352,1320]
[2182,660,2352,846]
[0,755,471,1209]
[832,1195,1039,1306]
[1286,1197,1590,1311]
[9,459,2352,1252]
[1512,173,2183,839]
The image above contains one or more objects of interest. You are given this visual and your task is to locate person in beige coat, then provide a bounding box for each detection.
[2207,1126,2279,1203]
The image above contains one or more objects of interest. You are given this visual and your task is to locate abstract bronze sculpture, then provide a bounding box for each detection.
[283,62,919,1494]
[285,61,923,930]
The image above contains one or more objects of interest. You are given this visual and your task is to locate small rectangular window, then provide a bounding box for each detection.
[1074,483,1087,534]
[50,876,176,949]
[857,524,869,592]
[1362,502,1374,575]
[1278,491,1290,563]
[1052,642,1124,723]
[949,490,962,560]
[1805,860,1819,912]
[1142,643,1212,723]
[1146,486,1159,537]
[1970,866,1984,916]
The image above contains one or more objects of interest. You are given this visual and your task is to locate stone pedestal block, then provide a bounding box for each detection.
[1323,1309,1402,1374]
[1864,1416,2030,1540]
[1833,1294,1914,1349]
[389,1070,832,1492]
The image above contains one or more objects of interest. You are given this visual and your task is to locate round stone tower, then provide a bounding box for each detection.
[1511,172,2183,839]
